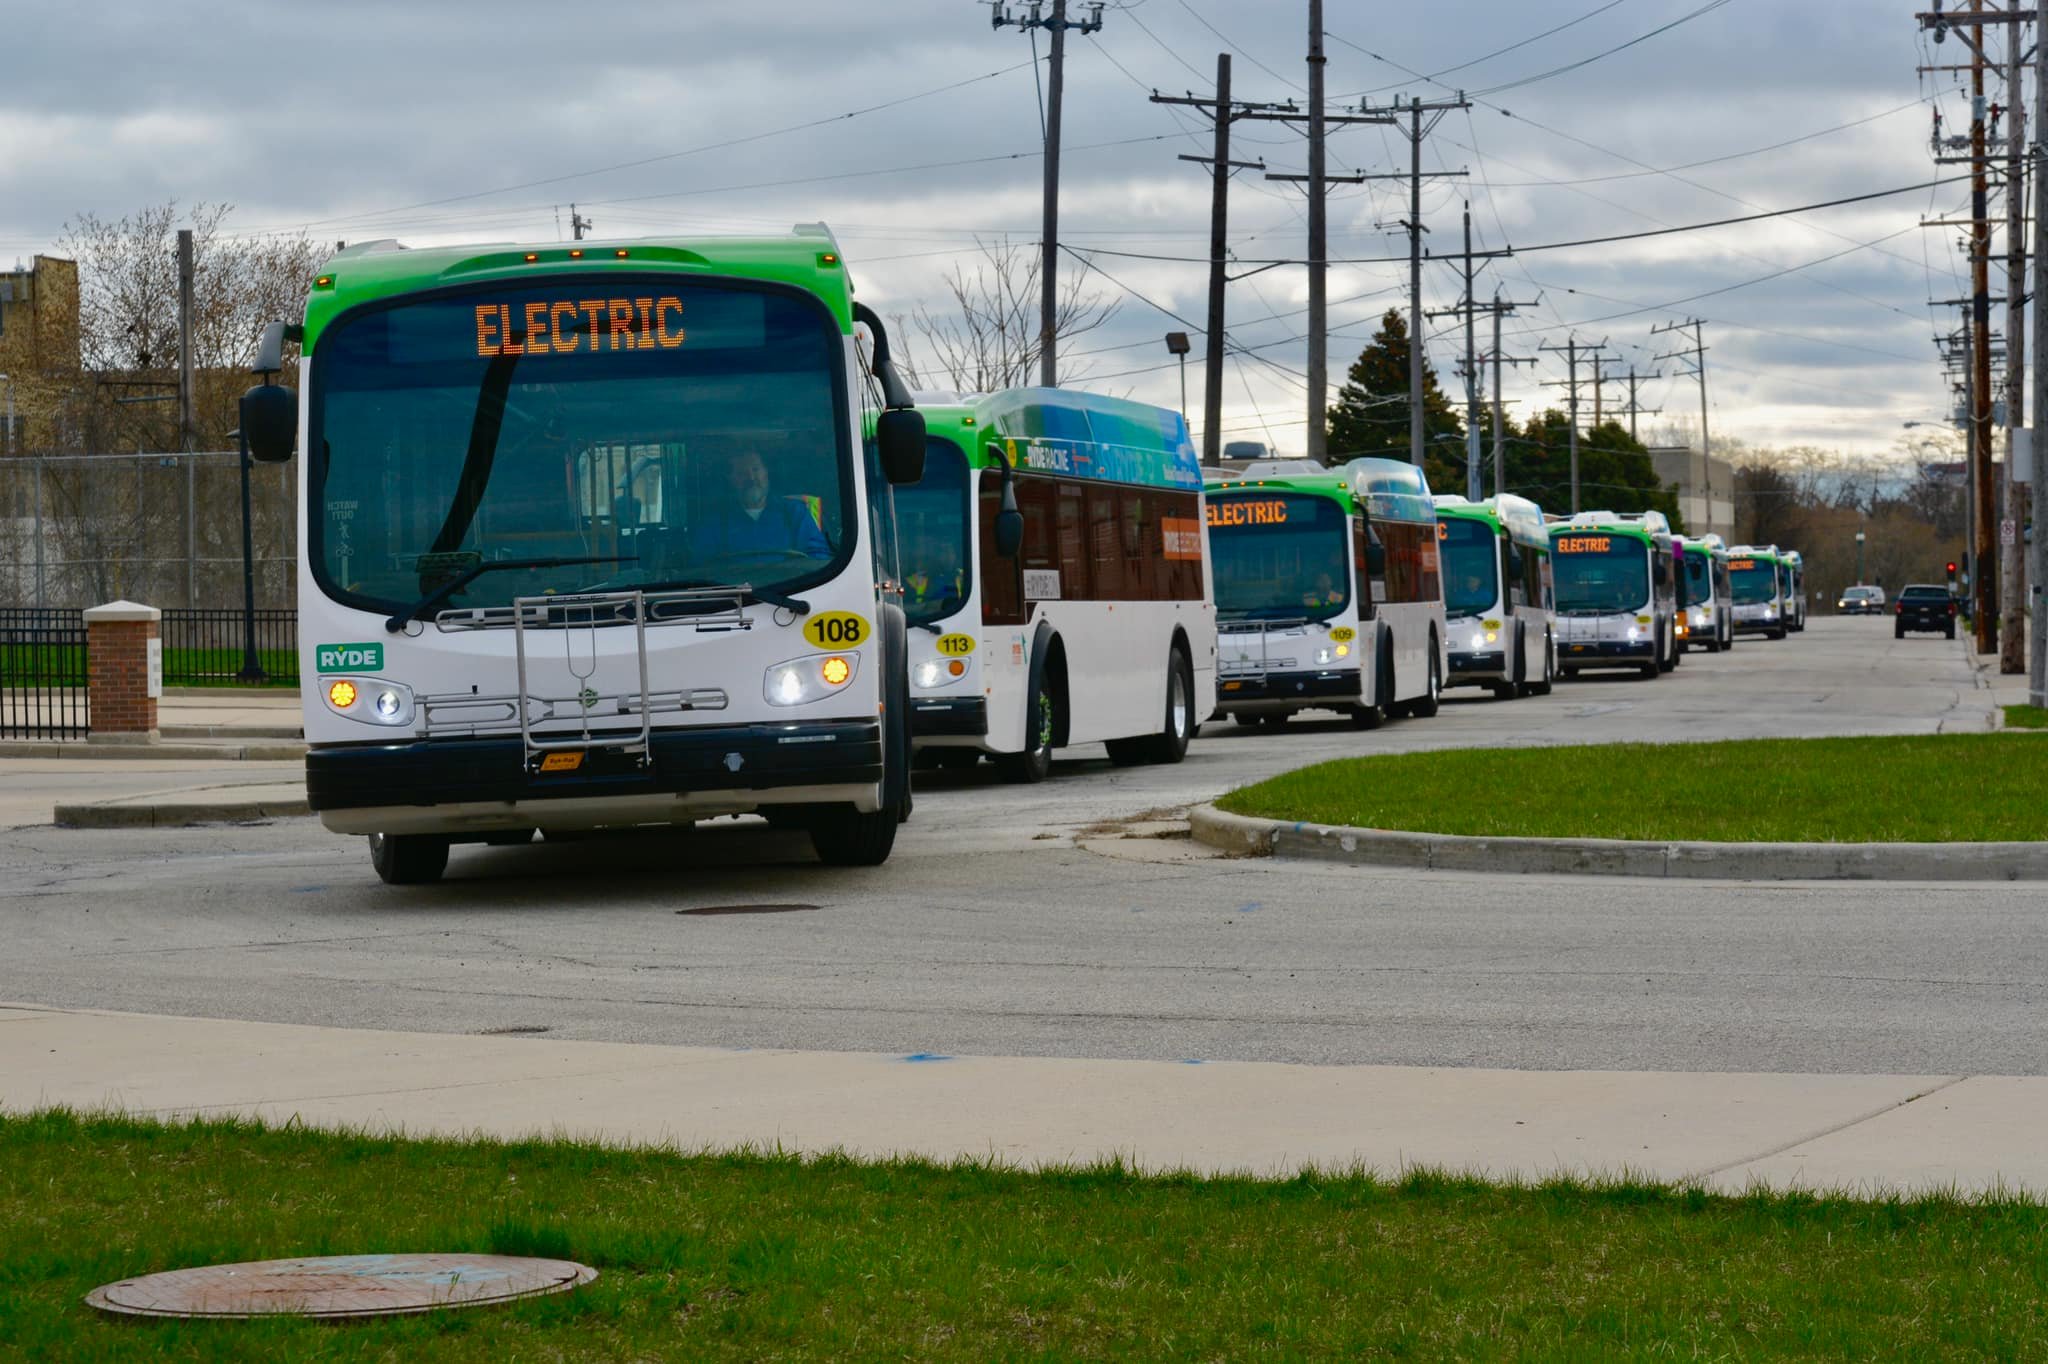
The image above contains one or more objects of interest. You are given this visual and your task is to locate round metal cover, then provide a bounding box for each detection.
[85,1253,596,1320]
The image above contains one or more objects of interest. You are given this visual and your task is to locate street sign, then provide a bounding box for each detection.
[2002,518,2018,547]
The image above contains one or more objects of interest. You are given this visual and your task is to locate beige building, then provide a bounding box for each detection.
[0,255,81,453]
[1650,445,1735,540]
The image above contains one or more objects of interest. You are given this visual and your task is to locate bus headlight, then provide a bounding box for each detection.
[764,653,861,706]
[913,657,970,689]
[1313,644,1352,665]
[323,677,414,726]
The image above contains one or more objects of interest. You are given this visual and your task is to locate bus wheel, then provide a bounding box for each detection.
[1231,712,1261,727]
[1349,703,1383,730]
[933,748,981,771]
[1406,639,1442,719]
[370,832,449,886]
[1656,627,1676,673]
[1489,680,1516,701]
[1110,644,1194,766]
[1529,638,1555,695]
[997,677,1057,784]
[808,804,898,866]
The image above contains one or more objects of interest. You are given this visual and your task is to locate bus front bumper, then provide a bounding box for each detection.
[1447,649,1508,684]
[307,718,884,833]
[1558,640,1655,665]
[909,696,988,738]
[1216,669,1361,711]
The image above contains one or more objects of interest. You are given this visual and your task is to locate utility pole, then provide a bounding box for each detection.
[1619,366,1663,445]
[1359,92,1470,468]
[2001,7,2029,673]
[1153,57,1277,465]
[176,228,194,453]
[2033,0,2048,704]
[1654,319,1713,536]
[1422,204,1514,499]
[1540,335,1607,513]
[993,0,1105,387]
[569,205,592,241]
[1487,289,1538,498]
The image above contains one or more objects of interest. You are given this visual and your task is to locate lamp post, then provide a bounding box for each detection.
[1164,332,1191,426]
[1855,528,1866,587]
[0,372,14,454]
[230,399,266,683]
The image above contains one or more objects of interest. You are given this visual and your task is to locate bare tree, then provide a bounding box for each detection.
[900,238,1119,393]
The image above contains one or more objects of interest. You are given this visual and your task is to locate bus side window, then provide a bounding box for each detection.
[1353,513,1378,617]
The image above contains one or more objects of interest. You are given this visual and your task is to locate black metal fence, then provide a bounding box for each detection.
[0,607,89,739]
[158,609,300,687]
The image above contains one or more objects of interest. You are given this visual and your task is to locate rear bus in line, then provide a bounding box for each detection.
[1728,545,1789,639]
[1780,548,1808,632]
[1433,493,1556,699]
[1548,510,1680,679]
[260,228,933,883]
[1675,533,1732,653]
[1206,457,1446,728]
[894,387,1214,782]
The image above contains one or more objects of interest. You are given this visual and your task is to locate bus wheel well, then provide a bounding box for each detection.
[1044,637,1072,749]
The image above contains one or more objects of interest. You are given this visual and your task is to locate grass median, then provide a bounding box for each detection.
[1216,734,2048,843]
[2006,704,2048,730]
[5,1110,2047,1358]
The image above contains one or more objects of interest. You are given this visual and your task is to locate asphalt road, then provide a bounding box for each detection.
[5,616,2035,1076]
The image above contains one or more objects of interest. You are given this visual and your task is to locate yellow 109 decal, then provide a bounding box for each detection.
[1328,627,1356,643]
[802,612,870,648]
[935,633,976,656]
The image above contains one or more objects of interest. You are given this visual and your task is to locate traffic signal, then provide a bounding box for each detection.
[1947,560,1958,577]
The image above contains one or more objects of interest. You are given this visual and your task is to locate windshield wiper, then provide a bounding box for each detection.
[384,556,637,633]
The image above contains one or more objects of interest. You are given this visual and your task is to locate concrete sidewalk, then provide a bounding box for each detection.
[0,757,304,829]
[2,1003,2038,1196]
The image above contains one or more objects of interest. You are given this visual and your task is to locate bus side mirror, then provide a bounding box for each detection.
[876,409,926,485]
[1365,542,1386,575]
[241,384,298,463]
[995,476,1024,558]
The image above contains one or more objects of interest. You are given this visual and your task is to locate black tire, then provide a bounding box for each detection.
[1107,645,1195,766]
[1262,711,1290,728]
[1406,639,1442,719]
[1528,634,1555,696]
[1489,680,1516,701]
[1231,712,1261,727]
[997,665,1057,784]
[1656,626,1676,673]
[1767,628,1786,641]
[808,804,898,866]
[1945,626,1956,640]
[1509,624,1528,694]
[760,806,811,829]
[933,748,981,771]
[1349,703,1383,730]
[1895,625,1906,639]
[370,832,449,886]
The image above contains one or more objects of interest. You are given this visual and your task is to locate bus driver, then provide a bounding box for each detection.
[706,449,830,559]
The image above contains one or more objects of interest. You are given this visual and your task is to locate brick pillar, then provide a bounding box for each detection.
[83,600,162,744]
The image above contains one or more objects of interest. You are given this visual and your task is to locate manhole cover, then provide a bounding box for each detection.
[85,1253,596,1320]
[677,902,821,916]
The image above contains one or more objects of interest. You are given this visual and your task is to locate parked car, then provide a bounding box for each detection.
[1894,584,1957,639]
[1837,584,1885,614]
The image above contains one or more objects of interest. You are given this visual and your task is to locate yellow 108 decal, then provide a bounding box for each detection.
[802,612,870,648]
[1328,626,1356,643]
[935,633,976,656]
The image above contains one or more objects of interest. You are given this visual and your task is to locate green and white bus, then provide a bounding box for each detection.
[241,228,934,882]
[1206,458,1446,728]
[1675,533,1732,653]
[1432,493,1556,699]
[1780,548,1807,632]
[893,388,1214,781]
[1728,544,1789,639]
[1549,510,1680,678]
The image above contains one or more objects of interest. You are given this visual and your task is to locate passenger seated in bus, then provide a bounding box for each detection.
[1301,555,1346,608]
[703,449,830,559]
[907,542,965,610]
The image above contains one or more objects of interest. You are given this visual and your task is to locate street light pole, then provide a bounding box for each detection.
[233,398,266,683]
[0,372,14,454]
[1856,528,1866,588]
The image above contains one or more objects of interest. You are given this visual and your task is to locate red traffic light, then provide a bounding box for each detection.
[1946,561,1958,575]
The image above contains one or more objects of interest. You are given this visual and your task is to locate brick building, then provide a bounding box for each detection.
[0,255,82,453]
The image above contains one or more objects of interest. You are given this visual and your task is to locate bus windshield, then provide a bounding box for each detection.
[1208,492,1351,621]
[897,437,971,627]
[1552,534,1649,613]
[1682,552,1711,605]
[309,279,849,615]
[1730,559,1778,604]
[1438,517,1498,617]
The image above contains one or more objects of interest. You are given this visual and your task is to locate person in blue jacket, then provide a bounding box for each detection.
[706,449,830,560]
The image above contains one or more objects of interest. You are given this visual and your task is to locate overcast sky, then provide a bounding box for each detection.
[0,0,1986,461]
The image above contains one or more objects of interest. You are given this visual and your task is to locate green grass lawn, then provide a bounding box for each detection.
[2006,704,2048,730]
[1217,734,2048,843]
[5,1111,2046,1359]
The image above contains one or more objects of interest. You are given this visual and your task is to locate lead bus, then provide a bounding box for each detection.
[1780,548,1807,632]
[1549,510,1680,679]
[239,229,933,883]
[1205,458,1446,728]
[1432,493,1556,700]
[892,388,1214,782]
[1728,544,1789,639]
[1675,532,1733,653]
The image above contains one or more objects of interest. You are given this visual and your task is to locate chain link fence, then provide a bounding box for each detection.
[0,451,296,611]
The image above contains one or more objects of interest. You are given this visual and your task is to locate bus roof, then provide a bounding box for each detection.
[921,387,1199,491]
[1727,544,1785,565]
[301,229,858,350]
[1547,509,1671,545]
[1677,532,1727,556]
[1206,456,1438,525]
[1433,492,1550,551]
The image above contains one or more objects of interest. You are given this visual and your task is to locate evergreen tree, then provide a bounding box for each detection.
[1325,309,1464,491]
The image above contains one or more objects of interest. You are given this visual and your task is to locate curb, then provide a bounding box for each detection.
[161,724,303,741]
[1188,804,2048,882]
[0,741,305,761]
[54,796,313,829]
